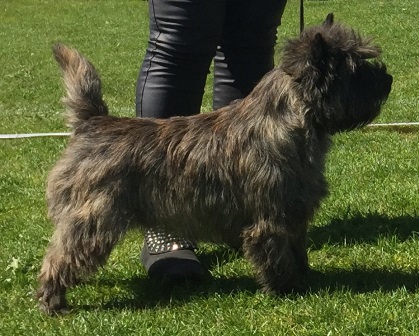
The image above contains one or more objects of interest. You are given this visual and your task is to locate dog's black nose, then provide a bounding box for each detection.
[384,74,393,95]
[386,74,393,86]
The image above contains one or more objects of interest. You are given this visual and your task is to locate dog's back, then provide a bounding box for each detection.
[53,44,109,130]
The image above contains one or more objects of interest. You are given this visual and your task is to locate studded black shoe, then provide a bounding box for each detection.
[140,228,204,281]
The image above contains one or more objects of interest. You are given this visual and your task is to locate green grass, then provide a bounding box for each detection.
[1,0,418,335]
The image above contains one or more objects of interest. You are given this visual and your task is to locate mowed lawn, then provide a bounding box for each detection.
[1,0,418,335]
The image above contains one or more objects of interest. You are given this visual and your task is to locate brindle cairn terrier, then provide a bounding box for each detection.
[37,14,392,314]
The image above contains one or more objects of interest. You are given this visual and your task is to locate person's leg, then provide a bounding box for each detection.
[136,0,226,280]
[136,0,226,117]
[213,0,288,109]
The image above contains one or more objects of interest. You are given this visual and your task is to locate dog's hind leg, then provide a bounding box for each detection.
[242,219,309,294]
[36,205,132,315]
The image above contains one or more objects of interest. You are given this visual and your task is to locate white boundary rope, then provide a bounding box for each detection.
[0,132,70,139]
[367,122,419,128]
[0,123,418,139]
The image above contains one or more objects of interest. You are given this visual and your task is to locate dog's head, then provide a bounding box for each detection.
[281,13,393,134]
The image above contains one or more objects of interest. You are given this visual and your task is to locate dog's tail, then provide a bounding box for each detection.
[53,44,108,130]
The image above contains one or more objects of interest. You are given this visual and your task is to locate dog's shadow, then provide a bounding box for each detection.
[83,213,419,312]
[306,212,419,293]
[308,212,419,249]
[82,247,258,312]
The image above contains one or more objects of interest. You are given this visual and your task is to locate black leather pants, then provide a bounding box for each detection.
[136,0,287,118]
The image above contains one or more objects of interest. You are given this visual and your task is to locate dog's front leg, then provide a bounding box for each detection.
[241,219,308,294]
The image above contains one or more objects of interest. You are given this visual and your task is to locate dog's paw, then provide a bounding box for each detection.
[38,301,71,316]
[37,288,69,316]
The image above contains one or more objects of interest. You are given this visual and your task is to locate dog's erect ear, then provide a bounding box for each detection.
[323,13,334,27]
[310,33,330,71]
[281,32,331,79]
